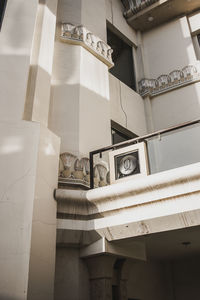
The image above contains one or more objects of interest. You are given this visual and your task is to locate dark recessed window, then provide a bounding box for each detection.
[107,27,136,91]
[0,0,7,31]
[111,120,137,145]
[197,34,200,47]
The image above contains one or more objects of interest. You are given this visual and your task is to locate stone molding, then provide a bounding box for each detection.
[122,0,159,18]
[138,61,200,98]
[60,23,114,68]
[59,152,110,188]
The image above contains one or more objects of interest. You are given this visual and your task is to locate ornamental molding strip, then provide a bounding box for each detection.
[138,61,200,98]
[122,0,159,18]
[60,23,114,68]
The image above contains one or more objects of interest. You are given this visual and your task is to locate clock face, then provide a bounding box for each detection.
[115,150,140,180]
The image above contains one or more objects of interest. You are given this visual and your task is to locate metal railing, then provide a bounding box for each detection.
[89,119,200,189]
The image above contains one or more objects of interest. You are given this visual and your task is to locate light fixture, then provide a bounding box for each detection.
[181,241,191,247]
[148,16,154,22]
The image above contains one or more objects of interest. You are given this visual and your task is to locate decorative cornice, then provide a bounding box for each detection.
[60,23,114,68]
[138,62,200,98]
[122,0,159,18]
[59,152,110,188]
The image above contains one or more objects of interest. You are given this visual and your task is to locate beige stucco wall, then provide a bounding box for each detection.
[24,0,58,127]
[109,74,147,136]
[0,0,38,121]
[49,0,111,156]
[188,11,200,35]
[0,121,40,300]
[151,82,200,130]
[27,126,60,300]
[142,16,196,78]
[0,1,60,299]
[141,15,200,133]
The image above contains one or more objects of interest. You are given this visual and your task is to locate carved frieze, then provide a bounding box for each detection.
[138,62,200,98]
[122,0,159,18]
[59,152,110,188]
[60,23,114,68]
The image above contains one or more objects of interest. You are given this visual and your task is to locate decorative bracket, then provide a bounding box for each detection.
[60,23,114,69]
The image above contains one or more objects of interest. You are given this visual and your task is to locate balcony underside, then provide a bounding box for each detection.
[123,0,200,32]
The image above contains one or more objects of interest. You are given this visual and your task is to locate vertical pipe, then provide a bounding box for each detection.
[90,152,94,189]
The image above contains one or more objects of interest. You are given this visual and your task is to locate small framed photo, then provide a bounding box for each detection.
[109,142,149,184]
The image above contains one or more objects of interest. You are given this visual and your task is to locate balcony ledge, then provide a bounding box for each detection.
[56,162,200,241]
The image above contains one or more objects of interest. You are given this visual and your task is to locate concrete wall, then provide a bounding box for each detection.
[0,0,38,121]
[127,256,200,300]
[151,83,200,130]
[127,261,168,300]
[0,1,38,298]
[54,248,90,300]
[0,121,40,300]
[142,16,196,78]
[172,256,200,300]
[109,74,147,136]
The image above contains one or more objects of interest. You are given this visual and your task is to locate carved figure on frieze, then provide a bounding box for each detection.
[60,152,77,178]
[138,79,150,95]
[182,65,197,80]
[80,157,90,184]
[169,70,184,84]
[96,41,107,57]
[72,158,84,180]
[157,74,170,89]
[71,25,84,40]
[61,23,74,38]
[149,79,158,92]
[106,171,110,185]
[95,164,108,187]
[93,165,100,187]
[107,48,113,62]
[86,32,95,47]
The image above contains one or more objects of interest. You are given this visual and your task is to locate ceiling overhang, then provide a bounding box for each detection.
[121,0,200,32]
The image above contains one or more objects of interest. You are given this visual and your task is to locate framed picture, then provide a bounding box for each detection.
[109,142,149,184]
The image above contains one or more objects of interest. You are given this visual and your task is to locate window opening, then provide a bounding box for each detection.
[111,120,137,145]
[197,34,200,47]
[0,0,7,30]
[107,26,136,91]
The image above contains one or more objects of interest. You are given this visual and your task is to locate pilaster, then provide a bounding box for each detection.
[85,255,116,300]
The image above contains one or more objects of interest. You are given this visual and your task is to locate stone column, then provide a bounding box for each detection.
[85,255,116,300]
[114,259,130,300]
